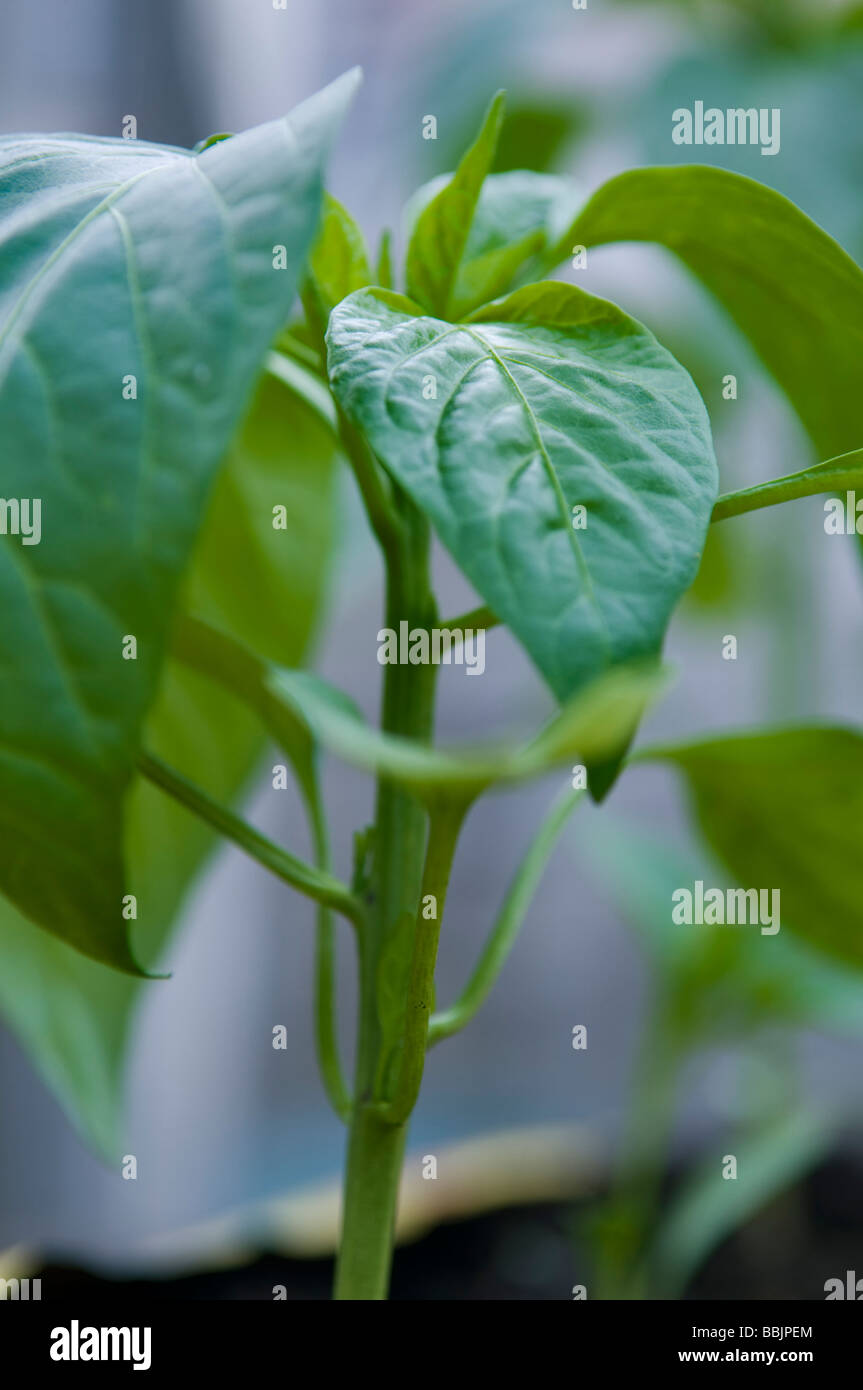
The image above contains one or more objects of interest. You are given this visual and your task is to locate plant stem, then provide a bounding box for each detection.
[439,602,497,635]
[711,446,863,521]
[380,800,468,1125]
[334,489,438,1299]
[138,750,363,929]
[429,785,584,1046]
[309,795,352,1122]
[333,1105,407,1299]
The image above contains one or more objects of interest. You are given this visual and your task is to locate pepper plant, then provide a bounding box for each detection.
[2,71,863,1300]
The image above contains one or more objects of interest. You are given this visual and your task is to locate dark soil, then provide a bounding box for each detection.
[33,1153,861,1301]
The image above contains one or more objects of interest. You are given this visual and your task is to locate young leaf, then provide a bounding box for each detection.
[375,229,394,290]
[302,193,372,345]
[405,91,505,318]
[267,661,668,803]
[566,166,863,459]
[639,727,863,969]
[327,282,717,703]
[0,71,357,971]
[404,169,583,319]
[0,373,338,1153]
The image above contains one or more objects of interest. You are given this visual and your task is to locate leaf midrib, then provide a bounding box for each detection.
[459,323,612,661]
[0,158,179,379]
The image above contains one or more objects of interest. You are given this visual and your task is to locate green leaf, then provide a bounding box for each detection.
[327,281,717,703]
[267,661,668,803]
[302,193,372,345]
[405,91,505,318]
[0,373,338,1154]
[640,726,863,969]
[650,1108,833,1298]
[581,815,863,1042]
[0,70,357,971]
[566,166,863,458]
[404,169,583,319]
[375,229,394,290]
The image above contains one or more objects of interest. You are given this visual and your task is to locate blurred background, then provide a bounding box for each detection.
[1,0,862,1299]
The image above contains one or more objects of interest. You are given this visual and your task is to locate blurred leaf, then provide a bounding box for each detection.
[405,91,505,318]
[568,166,863,460]
[0,375,338,1155]
[327,282,716,703]
[686,523,746,609]
[581,815,863,1041]
[268,661,668,804]
[650,1107,833,1297]
[0,73,356,970]
[641,727,863,969]
[492,99,588,173]
[630,42,863,261]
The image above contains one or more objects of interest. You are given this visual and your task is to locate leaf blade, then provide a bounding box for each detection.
[0,72,357,969]
[640,726,863,969]
[566,165,863,458]
[405,91,505,318]
[327,281,717,702]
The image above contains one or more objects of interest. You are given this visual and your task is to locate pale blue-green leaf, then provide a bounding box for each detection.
[327,282,717,702]
[0,70,357,970]
[0,373,338,1154]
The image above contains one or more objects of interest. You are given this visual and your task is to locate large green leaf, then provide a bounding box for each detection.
[327,281,717,702]
[0,375,338,1154]
[566,166,863,458]
[0,71,356,970]
[640,726,863,969]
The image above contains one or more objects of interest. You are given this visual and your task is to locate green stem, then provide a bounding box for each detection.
[429,785,584,1047]
[309,796,352,1122]
[169,615,353,1119]
[338,409,403,556]
[711,446,863,521]
[138,751,363,929]
[439,602,497,636]
[333,1105,407,1299]
[379,800,469,1125]
[334,490,438,1300]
